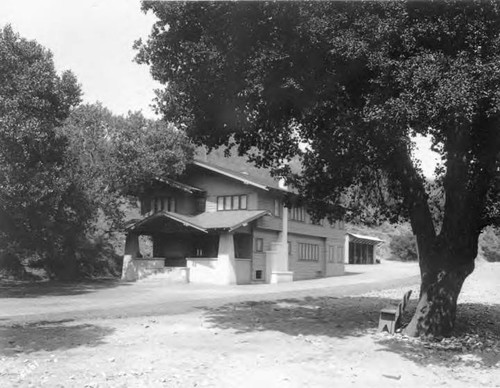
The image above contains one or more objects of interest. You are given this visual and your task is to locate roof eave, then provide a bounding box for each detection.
[193,161,269,191]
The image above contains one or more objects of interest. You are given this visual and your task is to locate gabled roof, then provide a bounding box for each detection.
[347,233,384,245]
[192,160,288,193]
[127,210,270,233]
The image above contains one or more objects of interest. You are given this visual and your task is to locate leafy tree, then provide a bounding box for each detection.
[61,103,194,232]
[390,232,418,262]
[136,1,500,337]
[0,25,89,279]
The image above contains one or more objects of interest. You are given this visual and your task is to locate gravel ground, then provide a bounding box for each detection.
[0,261,498,387]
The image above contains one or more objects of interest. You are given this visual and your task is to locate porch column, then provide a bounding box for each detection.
[270,200,293,283]
[218,232,237,285]
[122,232,140,281]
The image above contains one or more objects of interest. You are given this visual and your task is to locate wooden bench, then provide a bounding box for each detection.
[378,290,412,334]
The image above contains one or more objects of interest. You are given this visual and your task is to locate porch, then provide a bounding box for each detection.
[121,210,270,285]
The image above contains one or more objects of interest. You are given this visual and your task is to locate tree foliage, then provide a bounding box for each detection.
[0,26,193,279]
[0,25,88,279]
[137,1,500,336]
[62,103,194,231]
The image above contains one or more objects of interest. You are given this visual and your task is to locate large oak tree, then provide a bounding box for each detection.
[136,1,500,337]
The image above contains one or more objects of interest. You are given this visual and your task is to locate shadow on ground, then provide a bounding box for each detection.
[203,295,500,369]
[0,319,115,356]
[377,302,500,369]
[0,278,129,298]
[203,295,396,338]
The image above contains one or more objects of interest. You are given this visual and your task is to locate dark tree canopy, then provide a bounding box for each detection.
[0,25,86,278]
[137,1,500,336]
[0,26,193,279]
[61,103,194,231]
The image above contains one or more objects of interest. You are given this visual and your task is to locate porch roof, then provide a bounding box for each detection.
[127,210,270,234]
[347,232,384,245]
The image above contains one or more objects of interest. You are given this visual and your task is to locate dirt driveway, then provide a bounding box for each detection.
[0,261,419,323]
[1,261,499,388]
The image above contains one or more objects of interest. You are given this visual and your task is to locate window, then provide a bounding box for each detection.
[298,243,320,261]
[288,206,306,222]
[196,197,206,213]
[255,238,264,252]
[328,246,336,263]
[217,195,248,211]
[337,246,344,263]
[255,270,263,280]
[288,241,292,255]
[151,196,176,213]
[274,199,281,217]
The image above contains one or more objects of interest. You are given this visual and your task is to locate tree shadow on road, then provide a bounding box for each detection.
[0,319,115,356]
[203,295,500,369]
[0,278,131,298]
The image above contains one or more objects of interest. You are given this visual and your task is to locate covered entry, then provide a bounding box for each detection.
[346,233,383,264]
[122,210,269,284]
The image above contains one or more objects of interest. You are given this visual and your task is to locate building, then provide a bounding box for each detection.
[122,159,346,285]
[344,233,384,264]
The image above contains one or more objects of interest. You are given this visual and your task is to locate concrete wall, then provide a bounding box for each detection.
[187,258,221,284]
[235,259,251,284]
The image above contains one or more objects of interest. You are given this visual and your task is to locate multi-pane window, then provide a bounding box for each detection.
[337,246,344,263]
[274,199,281,217]
[288,206,306,222]
[328,246,336,263]
[328,245,344,263]
[330,220,345,229]
[217,194,248,211]
[298,243,320,261]
[151,197,176,213]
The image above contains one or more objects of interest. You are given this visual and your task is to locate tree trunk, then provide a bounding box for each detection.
[405,259,474,338]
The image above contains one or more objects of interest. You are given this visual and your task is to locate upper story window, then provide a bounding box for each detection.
[196,197,206,213]
[217,194,247,211]
[330,220,345,229]
[274,199,281,217]
[311,218,324,226]
[288,206,306,222]
[152,197,176,213]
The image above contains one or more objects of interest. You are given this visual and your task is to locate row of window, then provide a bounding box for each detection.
[217,195,248,211]
[146,196,176,214]
[298,243,320,261]
[144,194,344,231]
[254,239,343,263]
[273,199,344,228]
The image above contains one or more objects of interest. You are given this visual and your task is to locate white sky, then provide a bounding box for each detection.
[0,0,440,177]
[0,0,160,117]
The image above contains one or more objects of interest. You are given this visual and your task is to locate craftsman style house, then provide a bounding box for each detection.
[122,159,346,285]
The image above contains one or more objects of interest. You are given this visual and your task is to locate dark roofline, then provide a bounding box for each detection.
[193,159,289,193]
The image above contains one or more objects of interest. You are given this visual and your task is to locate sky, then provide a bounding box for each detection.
[0,0,159,117]
[0,0,440,177]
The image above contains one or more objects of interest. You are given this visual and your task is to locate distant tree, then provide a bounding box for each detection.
[390,232,418,262]
[479,226,500,262]
[0,25,87,279]
[137,1,500,337]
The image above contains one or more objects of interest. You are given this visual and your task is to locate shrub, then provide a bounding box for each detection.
[480,226,500,262]
[390,232,418,261]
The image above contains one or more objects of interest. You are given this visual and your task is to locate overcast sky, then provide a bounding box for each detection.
[0,0,440,177]
[0,0,159,117]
